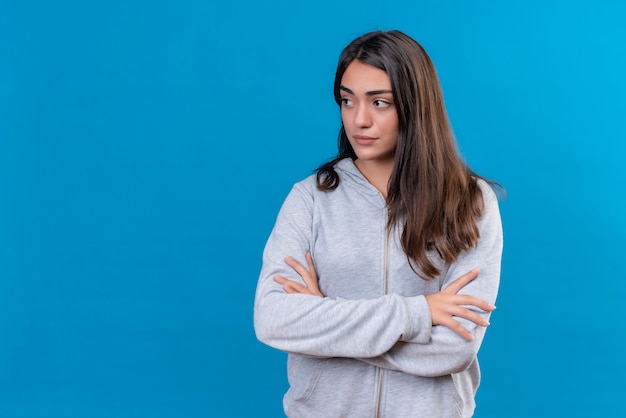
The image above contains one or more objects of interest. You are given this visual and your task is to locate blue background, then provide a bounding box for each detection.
[1,0,625,416]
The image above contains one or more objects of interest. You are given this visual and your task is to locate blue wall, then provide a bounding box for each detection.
[1,1,624,416]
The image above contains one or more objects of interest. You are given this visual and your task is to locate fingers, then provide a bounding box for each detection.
[284,255,316,289]
[280,254,323,297]
[274,268,323,297]
[443,268,480,294]
[438,303,492,341]
[434,309,488,341]
[450,294,496,313]
[305,252,317,280]
[445,304,490,327]
[303,252,321,294]
[274,274,312,295]
[284,256,310,279]
[439,317,475,341]
[425,289,495,341]
[284,281,308,294]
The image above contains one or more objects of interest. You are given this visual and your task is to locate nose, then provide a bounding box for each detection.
[354,104,373,128]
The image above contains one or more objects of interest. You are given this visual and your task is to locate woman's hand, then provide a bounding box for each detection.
[275,256,493,340]
[274,252,323,297]
[425,268,495,341]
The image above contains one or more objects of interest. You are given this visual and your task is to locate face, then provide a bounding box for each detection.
[340,60,399,167]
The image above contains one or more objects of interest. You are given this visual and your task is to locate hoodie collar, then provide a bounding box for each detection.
[334,158,387,205]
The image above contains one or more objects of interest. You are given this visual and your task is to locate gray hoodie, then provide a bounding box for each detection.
[254,158,503,417]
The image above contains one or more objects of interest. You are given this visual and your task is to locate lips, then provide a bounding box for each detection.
[353,135,377,145]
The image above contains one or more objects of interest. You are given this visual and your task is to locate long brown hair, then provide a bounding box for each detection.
[316,30,501,280]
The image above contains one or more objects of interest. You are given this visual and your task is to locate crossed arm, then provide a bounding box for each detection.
[254,181,502,376]
[274,252,494,342]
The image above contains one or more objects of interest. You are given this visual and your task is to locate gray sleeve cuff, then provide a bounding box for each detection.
[400,295,432,344]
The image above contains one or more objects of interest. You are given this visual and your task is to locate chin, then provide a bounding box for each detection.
[355,152,394,163]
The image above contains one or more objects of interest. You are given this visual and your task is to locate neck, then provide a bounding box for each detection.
[354,158,394,199]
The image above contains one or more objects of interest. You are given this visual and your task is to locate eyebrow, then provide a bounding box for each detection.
[340,86,393,96]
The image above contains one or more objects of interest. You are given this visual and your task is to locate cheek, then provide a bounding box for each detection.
[391,115,400,137]
[383,116,399,136]
[341,112,352,133]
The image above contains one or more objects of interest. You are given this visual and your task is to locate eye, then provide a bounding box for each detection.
[373,99,391,108]
[341,97,353,106]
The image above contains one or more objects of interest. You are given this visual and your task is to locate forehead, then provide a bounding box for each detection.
[340,60,392,92]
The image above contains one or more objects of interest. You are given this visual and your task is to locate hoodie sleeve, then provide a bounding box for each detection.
[357,183,503,377]
[253,182,431,358]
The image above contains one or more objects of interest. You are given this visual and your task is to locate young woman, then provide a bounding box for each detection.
[254,29,503,417]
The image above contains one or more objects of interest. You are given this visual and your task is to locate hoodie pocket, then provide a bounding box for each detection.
[285,357,379,418]
[285,355,323,404]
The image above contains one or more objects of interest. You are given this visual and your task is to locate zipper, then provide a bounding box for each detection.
[375,368,384,418]
[375,208,391,418]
